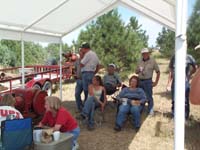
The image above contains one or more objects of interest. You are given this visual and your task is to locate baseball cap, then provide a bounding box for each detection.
[80,42,90,49]
[108,63,116,69]
[141,48,149,53]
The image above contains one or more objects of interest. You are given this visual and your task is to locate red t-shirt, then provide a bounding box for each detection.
[41,107,78,132]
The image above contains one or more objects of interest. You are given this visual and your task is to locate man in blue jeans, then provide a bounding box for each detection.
[74,49,85,112]
[136,48,160,115]
[80,42,100,100]
[166,54,196,119]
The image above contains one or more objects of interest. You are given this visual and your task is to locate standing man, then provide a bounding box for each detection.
[136,48,160,115]
[74,49,85,112]
[166,54,196,119]
[80,42,100,100]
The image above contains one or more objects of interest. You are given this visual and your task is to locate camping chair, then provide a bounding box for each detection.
[109,84,127,110]
[0,118,33,150]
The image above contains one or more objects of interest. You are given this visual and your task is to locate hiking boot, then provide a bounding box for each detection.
[76,114,86,120]
[114,125,121,132]
[134,127,140,133]
[87,125,95,131]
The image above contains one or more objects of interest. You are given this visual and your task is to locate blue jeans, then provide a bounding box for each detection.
[116,104,141,128]
[171,80,190,119]
[75,79,84,111]
[82,96,100,127]
[65,127,80,150]
[139,79,153,113]
[82,72,95,100]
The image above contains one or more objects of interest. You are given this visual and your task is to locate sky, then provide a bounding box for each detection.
[62,0,196,47]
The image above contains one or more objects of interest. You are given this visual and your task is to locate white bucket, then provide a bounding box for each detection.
[33,129,42,142]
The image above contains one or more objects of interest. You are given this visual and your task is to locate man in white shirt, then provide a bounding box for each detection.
[80,42,100,99]
[0,94,23,127]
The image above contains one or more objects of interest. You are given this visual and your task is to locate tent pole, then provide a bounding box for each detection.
[174,0,187,150]
[59,39,63,100]
[21,33,25,88]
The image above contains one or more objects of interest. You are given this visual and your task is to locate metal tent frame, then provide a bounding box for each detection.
[0,0,187,149]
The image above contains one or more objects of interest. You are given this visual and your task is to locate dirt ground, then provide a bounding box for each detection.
[53,58,200,150]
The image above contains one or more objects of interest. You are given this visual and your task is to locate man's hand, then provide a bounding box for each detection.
[152,81,158,87]
[131,100,140,106]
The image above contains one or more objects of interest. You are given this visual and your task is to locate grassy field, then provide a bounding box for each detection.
[53,57,200,150]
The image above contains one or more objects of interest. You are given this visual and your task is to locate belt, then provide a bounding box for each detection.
[82,71,94,73]
[139,78,152,81]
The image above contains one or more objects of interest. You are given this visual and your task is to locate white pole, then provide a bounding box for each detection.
[59,39,63,100]
[21,34,25,88]
[174,0,187,150]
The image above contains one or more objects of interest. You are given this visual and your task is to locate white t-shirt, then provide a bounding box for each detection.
[81,50,99,72]
[0,106,23,126]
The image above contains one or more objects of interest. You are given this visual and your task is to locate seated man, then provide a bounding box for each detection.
[0,94,23,127]
[114,75,146,132]
[103,64,122,95]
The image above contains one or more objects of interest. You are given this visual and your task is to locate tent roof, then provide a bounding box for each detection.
[0,0,175,43]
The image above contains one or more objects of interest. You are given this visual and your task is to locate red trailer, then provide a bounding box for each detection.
[0,53,77,122]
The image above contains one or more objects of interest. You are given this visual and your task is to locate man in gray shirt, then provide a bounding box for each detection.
[136,48,160,115]
[103,64,121,95]
[80,42,100,99]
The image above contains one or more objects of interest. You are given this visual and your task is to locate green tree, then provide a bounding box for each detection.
[156,27,175,58]
[75,9,148,78]
[187,0,200,63]
[0,43,16,67]
[0,40,46,66]
[24,42,45,65]
[0,40,21,66]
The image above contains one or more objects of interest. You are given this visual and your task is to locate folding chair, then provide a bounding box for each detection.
[1,118,33,150]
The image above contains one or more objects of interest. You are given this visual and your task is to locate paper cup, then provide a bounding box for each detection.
[139,66,143,72]
[122,98,128,105]
[33,129,42,142]
[53,131,60,141]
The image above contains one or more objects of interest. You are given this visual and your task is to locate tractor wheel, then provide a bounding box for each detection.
[33,83,41,90]
[42,81,52,96]
[33,90,47,116]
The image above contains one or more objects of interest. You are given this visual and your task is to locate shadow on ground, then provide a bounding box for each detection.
[185,119,200,150]
[62,100,148,150]
[154,91,171,100]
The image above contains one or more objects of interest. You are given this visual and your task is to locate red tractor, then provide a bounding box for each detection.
[0,52,78,123]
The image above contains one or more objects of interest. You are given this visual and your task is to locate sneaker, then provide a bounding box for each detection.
[148,109,154,116]
[114,125,121,132]
[72,143,79,150]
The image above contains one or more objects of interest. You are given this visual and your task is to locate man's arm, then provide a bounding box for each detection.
[94,64,100,74]
[166,68,173,91]
[80,63,84,68]
[189,64,197,79]
[153,71,160,87]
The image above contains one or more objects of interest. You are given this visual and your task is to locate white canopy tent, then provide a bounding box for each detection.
[0,0,187,149]
[0,0,176,42]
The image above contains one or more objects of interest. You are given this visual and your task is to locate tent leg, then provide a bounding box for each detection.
[21,36,25,89]
[59,39,63,100]
[174,0,188,150]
